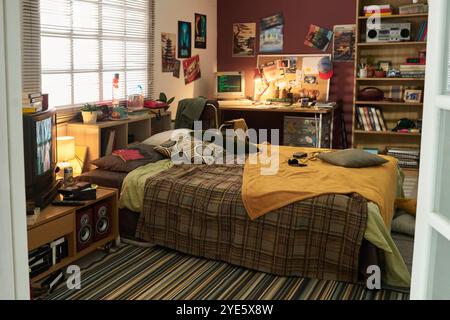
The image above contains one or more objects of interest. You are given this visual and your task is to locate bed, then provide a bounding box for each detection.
[80,146,410,288]
[78,105,410,288]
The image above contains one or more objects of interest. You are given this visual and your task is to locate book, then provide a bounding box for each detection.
[371,108,381,131]
[375,109,388,131]
[105,129,116,156]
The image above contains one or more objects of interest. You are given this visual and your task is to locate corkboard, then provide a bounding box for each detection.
[256,54,331,102]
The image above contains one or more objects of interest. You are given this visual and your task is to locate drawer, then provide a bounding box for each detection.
[28,214,73,251]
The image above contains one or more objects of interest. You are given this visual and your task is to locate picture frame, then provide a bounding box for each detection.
[378,61,392,72]
[404,89,422,103]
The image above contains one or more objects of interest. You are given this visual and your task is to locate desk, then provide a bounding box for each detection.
[219,103,336,148]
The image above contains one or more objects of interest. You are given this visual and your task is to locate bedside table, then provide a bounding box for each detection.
[27,187,120,282]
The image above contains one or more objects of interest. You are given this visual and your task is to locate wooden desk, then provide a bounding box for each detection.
[219,103,336,148]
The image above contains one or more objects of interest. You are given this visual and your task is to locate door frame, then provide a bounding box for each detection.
[0,0,30,300]
[410,0,450,300]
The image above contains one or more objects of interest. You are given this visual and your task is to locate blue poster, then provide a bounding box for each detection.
[178,21,192,58]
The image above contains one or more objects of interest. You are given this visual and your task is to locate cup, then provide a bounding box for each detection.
[300,97,309,107]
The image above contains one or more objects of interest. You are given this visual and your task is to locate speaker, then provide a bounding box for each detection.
[76,209,93,252]
[93,201,112,241]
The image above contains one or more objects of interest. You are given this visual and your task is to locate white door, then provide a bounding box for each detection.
[0,0,30,300]
[411,0,450,300]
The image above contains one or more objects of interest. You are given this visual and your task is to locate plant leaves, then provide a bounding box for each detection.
[159,92,167,102]
[167,97,175,105]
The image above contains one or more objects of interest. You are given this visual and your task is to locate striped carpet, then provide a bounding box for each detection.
[44,245,409,300]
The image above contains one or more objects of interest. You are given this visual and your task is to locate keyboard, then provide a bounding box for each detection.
[218,99,254,106]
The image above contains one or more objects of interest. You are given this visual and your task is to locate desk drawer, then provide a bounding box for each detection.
[28,214,73,251]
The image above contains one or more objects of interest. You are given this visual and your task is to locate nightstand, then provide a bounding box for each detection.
[27,187,120,282]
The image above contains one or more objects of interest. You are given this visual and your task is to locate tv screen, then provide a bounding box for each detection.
[35,117,53,176]
[217,75,242,93]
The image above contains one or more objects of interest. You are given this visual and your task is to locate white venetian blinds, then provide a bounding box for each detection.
[22,0,154,108]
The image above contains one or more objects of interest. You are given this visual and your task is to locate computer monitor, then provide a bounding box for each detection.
[215,72,245,100]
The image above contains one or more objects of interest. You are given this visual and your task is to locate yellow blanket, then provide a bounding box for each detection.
[242,146,398,226]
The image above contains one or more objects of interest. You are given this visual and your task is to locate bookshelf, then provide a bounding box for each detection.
[352,0,428,173]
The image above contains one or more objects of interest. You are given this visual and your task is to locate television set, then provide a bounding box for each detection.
[215,72,246,100]
[23,109,59,210]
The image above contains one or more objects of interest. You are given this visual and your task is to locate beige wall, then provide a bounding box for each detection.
[154,0,217,119]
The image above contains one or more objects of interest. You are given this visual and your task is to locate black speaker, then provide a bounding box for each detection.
[76,209,93,252]
[93,201,112,241]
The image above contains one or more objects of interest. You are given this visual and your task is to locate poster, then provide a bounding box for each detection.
[304,24,334,52]
[183,55,201,85]
[232,23,256,57]
[173,60,181,78]
[178,21,191,58]
[161,33,176,73]
[260,13,284,53]
[195,13,207,49]
[333,24,356,62]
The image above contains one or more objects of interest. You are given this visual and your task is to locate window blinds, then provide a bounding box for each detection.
[22,0,154,109]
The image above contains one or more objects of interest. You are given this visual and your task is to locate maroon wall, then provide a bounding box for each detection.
[217,0,357,147]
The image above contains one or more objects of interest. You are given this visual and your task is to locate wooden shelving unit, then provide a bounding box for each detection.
[352,0,428,155]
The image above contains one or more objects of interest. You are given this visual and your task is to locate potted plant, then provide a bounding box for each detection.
[81,103,100,124]
[366,55,376,78]
[374,67,387,78]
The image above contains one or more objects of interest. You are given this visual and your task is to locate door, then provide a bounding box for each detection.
[411,0,450,300]
[0,0,30,300]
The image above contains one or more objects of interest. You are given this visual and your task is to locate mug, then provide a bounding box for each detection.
[359,68,368,78]
[300,97,310,107]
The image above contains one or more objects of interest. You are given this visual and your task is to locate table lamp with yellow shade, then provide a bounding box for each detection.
[57,136,76,182]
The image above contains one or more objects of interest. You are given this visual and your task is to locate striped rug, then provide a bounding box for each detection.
[44,245,409,300]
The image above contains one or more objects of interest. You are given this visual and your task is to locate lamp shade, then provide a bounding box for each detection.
[57,136,75,162]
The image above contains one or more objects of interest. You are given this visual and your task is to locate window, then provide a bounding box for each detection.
[22,0,154,108]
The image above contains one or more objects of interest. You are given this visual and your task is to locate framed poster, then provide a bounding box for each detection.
[195,13,207,49]
[332,24,356,62]
[178,21,192,58]
[232,23,256,57]
[161,32,176,72]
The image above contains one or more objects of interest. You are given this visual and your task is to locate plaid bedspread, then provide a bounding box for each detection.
[135,165,368,283]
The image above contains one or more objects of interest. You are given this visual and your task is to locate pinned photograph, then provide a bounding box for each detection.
[232,23,256,57]
[173,60,181,78]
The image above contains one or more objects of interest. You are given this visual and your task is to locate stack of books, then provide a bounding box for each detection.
[400,64,426,78]
[416,21,428,41]
[23,93,43,114]
[363,4,392,16]
[386,147,420,169]
[399,3,428,15]
[356,106,388,132]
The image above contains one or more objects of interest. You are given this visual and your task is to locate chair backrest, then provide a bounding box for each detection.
[199,100,220,130]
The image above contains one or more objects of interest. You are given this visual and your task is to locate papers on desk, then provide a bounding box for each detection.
[315,102,336,108]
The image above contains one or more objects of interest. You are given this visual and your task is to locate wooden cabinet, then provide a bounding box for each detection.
[66,111,171,170]
[27,187,119,282]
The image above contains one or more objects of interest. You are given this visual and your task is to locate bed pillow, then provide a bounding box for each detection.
[142,129,192,147]
[91,145,164,173]
[391,214,416,237]
[154,135,224,164]
[318,149,388,168]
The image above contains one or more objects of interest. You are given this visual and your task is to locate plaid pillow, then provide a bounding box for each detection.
[154,134,223,164]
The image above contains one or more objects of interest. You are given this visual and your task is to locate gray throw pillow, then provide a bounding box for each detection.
[391,214,416,237]
[318,149,388,168]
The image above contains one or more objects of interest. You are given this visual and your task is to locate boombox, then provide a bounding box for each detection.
[93,200,112,242]
[366,23,411,42]
[76,209,93,252]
